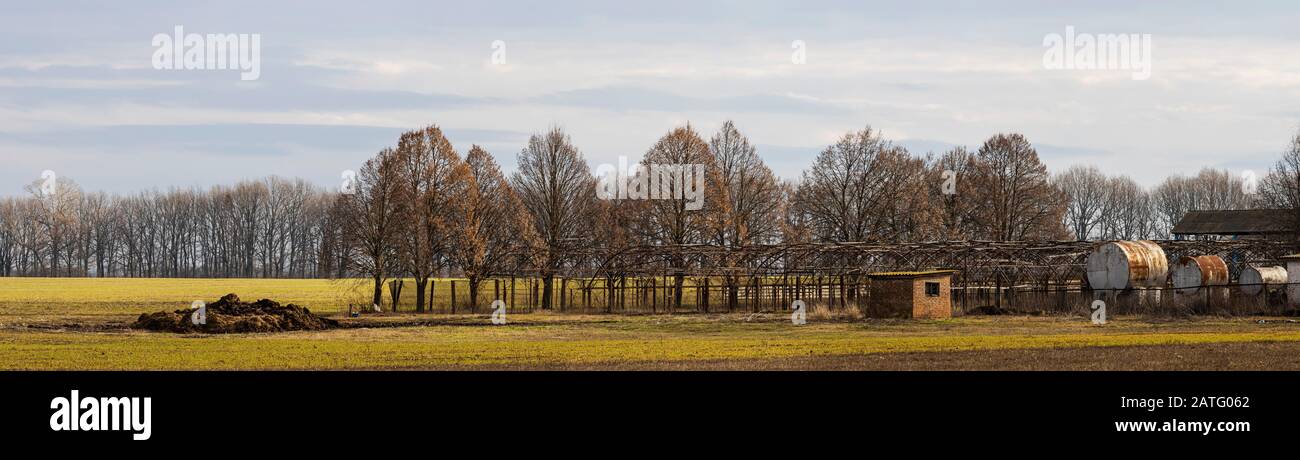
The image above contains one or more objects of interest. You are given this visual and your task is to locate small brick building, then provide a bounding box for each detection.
[866,270,956,319]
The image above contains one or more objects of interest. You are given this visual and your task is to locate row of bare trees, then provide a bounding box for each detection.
[1054,165,1259,241]
[334,123,1074,310]
[337,125,537,311]
[0,177,339,278]
[789,130,1070,245]
[6,121,1300,308]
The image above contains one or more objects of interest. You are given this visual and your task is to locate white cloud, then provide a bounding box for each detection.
[3,3,1300,194]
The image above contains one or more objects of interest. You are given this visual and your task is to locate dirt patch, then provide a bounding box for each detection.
[19,321,132,332]
[967,306,1045,316]
[132,293,338,333]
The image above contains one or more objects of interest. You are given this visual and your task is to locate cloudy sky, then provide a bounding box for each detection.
[2,0,1298,195]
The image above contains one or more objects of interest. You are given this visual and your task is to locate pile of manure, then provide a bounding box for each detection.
[132,293,338,333]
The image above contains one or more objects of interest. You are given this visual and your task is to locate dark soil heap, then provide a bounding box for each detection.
[132,293,338,333]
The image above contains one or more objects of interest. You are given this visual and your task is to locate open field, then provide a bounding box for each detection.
[0,276,767,321]
[3,277,1300,370]
[0,277,482,323]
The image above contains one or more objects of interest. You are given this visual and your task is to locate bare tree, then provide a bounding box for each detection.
[970,133,1067,240]
[0,198,19,276]
[1054,164,1109,240]
[1258,127,1300,240]
[1152,168,1252,238]
[1097,175,1156,240]
[927,147,980,240]
[795,126,926,243]
[633,125,727,310]
[709,121,782,308]
[778,180,811,245]
[451,145,535,312]
[394,125,466,312]
[24,177,84,276]
[512,127,596,310]
[710,120,782,246]
[338,148,404,309]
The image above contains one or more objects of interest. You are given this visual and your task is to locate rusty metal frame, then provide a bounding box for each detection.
[494,240,1299,289]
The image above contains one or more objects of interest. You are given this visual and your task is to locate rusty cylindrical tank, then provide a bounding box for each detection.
[1239,265,1287,296]
[1086,240,1169,290]
[1170,255,1229,295]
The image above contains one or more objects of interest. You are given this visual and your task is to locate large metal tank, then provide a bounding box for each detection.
[1170,255,1229,295]
[1086,240,1168,290]
[1239,266,1286,296]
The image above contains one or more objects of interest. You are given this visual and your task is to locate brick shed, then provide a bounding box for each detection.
[866,270,956,319]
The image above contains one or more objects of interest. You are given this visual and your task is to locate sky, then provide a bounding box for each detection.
[1,0,1299,196]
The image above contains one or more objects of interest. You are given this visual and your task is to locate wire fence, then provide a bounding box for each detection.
[376,276,1300,317]
[955,283,1300,317]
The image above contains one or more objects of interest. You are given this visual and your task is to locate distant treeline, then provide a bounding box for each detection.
[2,121,1299,311]
[0,176,340,279]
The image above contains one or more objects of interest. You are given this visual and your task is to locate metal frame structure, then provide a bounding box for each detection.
[515,239,1300,288]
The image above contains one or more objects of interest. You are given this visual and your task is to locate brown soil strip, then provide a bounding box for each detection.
[458,341,1300,371]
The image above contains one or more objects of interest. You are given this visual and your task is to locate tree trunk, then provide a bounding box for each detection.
[388,279,403,312]
[414,276,427,313]
[606,276,615,313]
[473,275,483,314]
[542,274,554,310]
[701,278,710,313]
[673,273,685,310]
[727,279,738,312]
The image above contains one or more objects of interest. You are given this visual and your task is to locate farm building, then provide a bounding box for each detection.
[1171,209,1291,239]
[1280,254,1300,305]
[866,270,955,319]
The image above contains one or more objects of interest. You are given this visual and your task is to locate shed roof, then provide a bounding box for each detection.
[867,269,957,278]
[1170,210,1290,236]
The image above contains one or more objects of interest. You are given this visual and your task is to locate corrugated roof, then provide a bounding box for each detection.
[867,270,957,278]
[1171,209,1291,235]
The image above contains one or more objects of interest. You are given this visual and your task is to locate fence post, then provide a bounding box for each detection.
[651,278,657,313]
[560,278,567,312]
[619,276,628,311]
[702,278,710,313]
[388,279,403,312]
[450,280,457,314]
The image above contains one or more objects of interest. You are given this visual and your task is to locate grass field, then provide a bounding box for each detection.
[3,277,1300,370]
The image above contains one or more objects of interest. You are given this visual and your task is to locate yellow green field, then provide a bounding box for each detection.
[3,277,1300,370]
[0,277,485,321]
